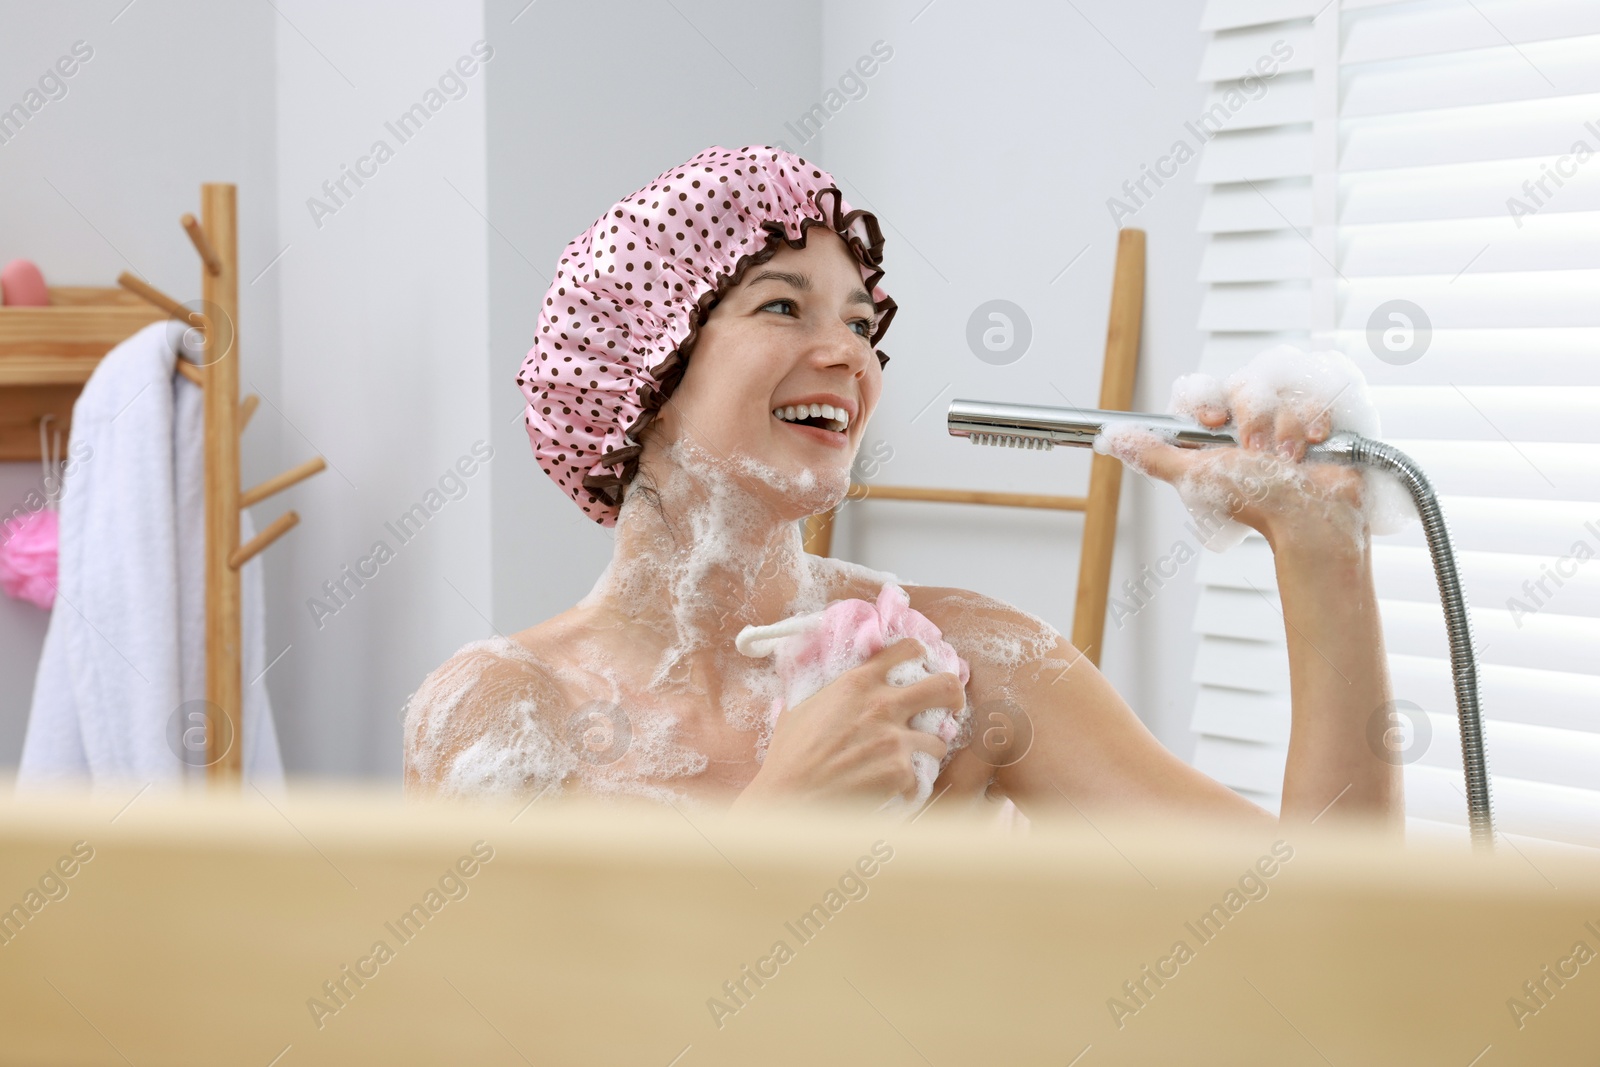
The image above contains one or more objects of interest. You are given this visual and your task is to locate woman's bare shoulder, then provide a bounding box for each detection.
[805,570,1075,671]
[901,584,1079,681]
[401,631,576,794]
[798,556,874,595]
[902,584,1058,633]
[415,632,566,698]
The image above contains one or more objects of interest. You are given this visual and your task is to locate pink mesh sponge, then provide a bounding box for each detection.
[0,509,59,611]
[734,582,971,816]
[517,144,898,527]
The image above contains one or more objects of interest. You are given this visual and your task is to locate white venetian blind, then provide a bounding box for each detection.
[1189,0,1600,847]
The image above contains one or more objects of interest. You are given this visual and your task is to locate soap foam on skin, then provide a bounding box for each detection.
[403,423,1077,807]
[1094,344,1417,552]
[584,434,868,704]
[908,588,1067,733]
[403,634,713,806]
[404,431,916,806]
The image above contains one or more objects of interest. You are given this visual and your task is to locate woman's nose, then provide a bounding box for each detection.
[814,319,874,375]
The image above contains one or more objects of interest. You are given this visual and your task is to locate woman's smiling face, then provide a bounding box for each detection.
[640,227,885,516]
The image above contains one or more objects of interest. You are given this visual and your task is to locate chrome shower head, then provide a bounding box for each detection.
[947,399,1240,451]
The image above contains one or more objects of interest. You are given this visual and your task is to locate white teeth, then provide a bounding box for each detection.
[771,403,851,433]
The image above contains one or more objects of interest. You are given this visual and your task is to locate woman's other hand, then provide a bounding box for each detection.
[1101,378,1368,555]
[730,639,959,811]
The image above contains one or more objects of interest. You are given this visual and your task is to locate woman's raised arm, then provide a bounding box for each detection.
[1048,374,1404,832]
[1263,509,1401,828]
[910,586,1276,826]
[918,571,1400,830]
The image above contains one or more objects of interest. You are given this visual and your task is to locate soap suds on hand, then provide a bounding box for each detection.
[1096,343,1416,551]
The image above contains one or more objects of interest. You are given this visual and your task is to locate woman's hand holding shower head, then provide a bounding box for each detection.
[1095,344,1414,556]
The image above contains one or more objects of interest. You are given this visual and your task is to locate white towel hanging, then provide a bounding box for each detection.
[18,321,284,790]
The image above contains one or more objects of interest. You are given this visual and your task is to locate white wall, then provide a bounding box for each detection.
[0,0,1211,779]
[0,0,280,767]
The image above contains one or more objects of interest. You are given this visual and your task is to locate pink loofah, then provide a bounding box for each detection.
[735,582,971,814]
[1,259,50,307]
[0,508,59,610]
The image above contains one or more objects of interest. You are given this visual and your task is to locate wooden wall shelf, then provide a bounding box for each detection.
[0,286,165,460]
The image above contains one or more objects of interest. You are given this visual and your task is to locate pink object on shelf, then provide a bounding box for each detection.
[0,508,60,611]
[0,259,50,306]
[735,581,971,815]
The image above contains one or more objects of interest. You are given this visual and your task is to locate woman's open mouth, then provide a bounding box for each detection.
[772,403,850,448]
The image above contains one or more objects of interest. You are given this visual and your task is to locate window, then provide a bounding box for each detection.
[1190,0,1600,847]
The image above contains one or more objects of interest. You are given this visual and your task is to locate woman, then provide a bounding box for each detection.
[402,145,1399,831]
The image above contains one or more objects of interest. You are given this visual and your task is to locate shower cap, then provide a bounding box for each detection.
[517,144,898,527]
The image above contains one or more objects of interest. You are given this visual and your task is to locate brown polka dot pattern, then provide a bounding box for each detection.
[517,144,897,527]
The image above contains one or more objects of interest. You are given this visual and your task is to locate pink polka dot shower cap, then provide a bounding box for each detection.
[517,144,897,527]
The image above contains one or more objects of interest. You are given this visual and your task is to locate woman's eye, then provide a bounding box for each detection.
[760,299,874,340]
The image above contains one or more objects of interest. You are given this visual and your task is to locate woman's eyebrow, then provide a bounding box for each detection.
[748,269,875,310]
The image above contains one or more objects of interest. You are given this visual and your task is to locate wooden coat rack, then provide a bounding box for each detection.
[110,183,328,783]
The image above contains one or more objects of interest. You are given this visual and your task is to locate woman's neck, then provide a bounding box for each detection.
[577,437,847,680]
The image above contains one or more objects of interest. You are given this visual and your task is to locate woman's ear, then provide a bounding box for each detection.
[632,414,672,478]
[641,406,671,447]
